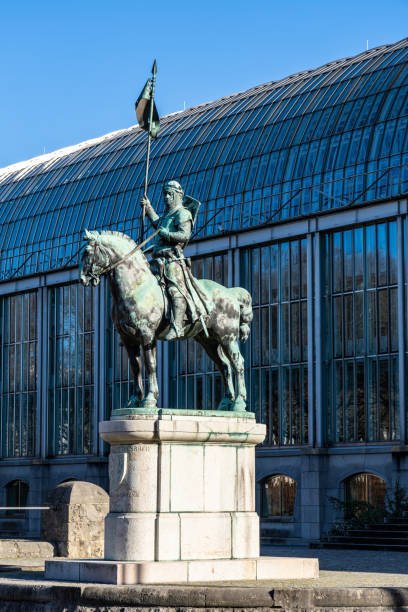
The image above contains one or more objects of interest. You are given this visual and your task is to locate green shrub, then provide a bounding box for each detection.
[328,496,385,533]
[328,481,408,535]
[385,480,408,518]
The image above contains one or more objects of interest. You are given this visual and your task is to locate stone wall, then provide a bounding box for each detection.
[0,581,407,611]
[42,480,109,558]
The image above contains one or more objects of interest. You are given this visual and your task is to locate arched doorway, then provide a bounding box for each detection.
[344,472,386,511]
[5,480,29,516]
[261,474,297,517]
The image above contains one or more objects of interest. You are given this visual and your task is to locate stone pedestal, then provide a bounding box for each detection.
[104,411,262,563]
[46,409,318,584]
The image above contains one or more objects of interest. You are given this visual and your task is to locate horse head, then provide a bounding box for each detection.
[80,229,110,287]
[80,229,147,287]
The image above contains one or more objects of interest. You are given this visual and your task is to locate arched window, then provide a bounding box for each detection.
[344,473,386,509]
[5,480,28,516]
[261,474,296,517]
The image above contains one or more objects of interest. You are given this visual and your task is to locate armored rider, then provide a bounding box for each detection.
[141,180,203,340]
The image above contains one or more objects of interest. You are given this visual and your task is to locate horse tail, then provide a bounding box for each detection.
[232,288,253,343]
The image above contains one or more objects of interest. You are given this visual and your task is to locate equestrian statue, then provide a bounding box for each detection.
[79,179,253,412]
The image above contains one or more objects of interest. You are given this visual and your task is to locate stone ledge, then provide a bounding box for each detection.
[2,580,408,609]
[0,539,54,560]
[45,556,318,584]
[100,415,265,445]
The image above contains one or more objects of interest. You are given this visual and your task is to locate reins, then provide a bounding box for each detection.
[98,228,160,276]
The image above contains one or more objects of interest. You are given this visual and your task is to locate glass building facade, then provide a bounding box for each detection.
[0,293,37,457]
[323,222,399,443]
[1,38,408,541]
[1,38,408,281]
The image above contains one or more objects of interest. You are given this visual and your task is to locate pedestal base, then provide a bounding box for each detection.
[45,556,319,584]
[100,412,265,563]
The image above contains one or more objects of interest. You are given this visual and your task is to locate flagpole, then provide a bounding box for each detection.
[140,59,157,244]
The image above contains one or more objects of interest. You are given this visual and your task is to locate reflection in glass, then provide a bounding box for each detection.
[367,359,378,441]
[0,293,37,458]
[344,473,386,510]
[345,361,355,441]
[241,238,308,446]
[326,221,399,443]
[355,292,364,355]
[366,226,376,289]
[378,289,388,353]
[281,243,289,301]
[262,474,296,517]
[367,291,377,354]
[281,368,290,445]
[379,359,389,440]
[48,284,94,456]
[356,361,365,441]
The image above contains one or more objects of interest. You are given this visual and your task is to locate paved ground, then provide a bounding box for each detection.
[260,545,408,587]
[2,547,408,588]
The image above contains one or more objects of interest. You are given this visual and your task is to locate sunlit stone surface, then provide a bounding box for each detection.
[102,412,264,562]
[45,410,318,583]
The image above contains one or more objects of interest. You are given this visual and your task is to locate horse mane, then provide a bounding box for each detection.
[84,229,148,263]
[84,229,137,248]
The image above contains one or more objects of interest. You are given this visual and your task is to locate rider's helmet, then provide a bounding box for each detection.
[163,180,184,197]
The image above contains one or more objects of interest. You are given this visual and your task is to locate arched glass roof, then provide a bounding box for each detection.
[1,37,408,280]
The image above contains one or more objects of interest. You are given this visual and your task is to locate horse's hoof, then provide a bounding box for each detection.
[127,395,142,408]
[230,397,247,412]
[140,397,158,410]
[217,397,233,411]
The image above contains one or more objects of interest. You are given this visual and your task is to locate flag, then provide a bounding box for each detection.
[135,79,160,138]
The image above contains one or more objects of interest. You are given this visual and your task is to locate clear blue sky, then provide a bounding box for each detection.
[1,0,407,168]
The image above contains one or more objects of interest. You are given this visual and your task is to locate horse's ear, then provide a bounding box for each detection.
[84,229,99,242]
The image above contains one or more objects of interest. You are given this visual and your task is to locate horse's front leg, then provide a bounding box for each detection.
[141,340,159,409]
[124,340,144,406]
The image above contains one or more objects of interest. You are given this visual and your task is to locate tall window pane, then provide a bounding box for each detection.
[48,284,94,456]
[241,238,308,446]
[324,221,399,443]
[0,293,37,457]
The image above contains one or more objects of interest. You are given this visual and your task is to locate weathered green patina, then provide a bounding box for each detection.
[111,407,255,418]
[142,180,208,340]
[79,181,253,413]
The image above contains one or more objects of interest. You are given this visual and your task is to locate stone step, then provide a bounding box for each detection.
[331,535,408,546]
[0,518,25,536]
[368,522,408,530]
[315,541,408,551]
[260,536,288,545]
[0,519,24,529]
[260,529,290,537]
[0,539,54,560]
[349,529,408,537]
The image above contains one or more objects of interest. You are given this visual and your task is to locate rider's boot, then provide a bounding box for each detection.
[167,296,186,340]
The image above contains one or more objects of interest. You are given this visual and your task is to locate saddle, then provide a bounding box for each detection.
[151,257,211,341]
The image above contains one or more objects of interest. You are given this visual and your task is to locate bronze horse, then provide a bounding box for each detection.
[79,230,252,411]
